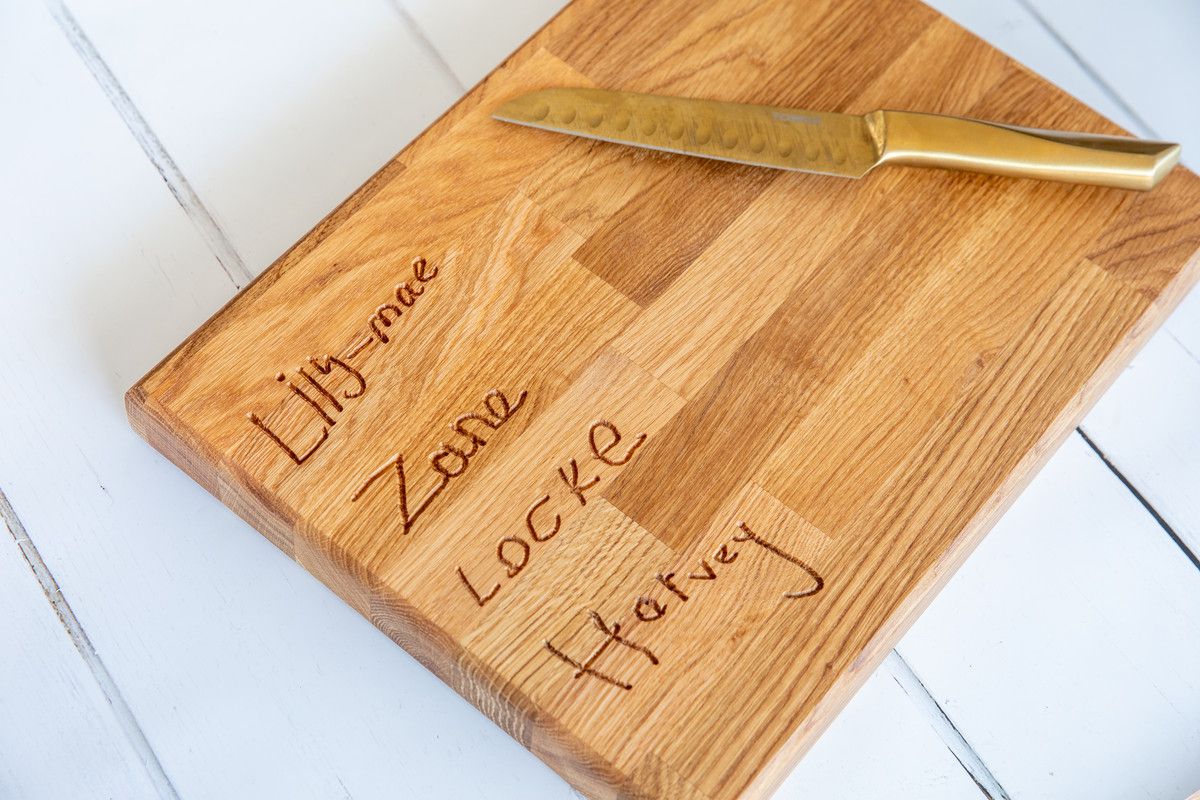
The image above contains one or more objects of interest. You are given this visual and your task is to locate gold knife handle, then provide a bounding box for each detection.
[869,110,1180,191]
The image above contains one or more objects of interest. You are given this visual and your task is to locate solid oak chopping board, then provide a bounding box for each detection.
[127,0,1200,797]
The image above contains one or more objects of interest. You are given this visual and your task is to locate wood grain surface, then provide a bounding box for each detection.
[126,0,1200,797]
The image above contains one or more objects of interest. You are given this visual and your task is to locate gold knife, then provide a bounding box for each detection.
[494,88,1180,191]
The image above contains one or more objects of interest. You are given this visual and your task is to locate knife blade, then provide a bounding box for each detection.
[493,88,1180,190]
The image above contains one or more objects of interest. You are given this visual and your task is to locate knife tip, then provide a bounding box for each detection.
[493,90,555,126]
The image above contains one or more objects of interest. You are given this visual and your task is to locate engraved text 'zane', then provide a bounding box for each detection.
[349,387,527,538]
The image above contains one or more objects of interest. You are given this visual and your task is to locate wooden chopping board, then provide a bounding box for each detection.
[127,0,1200,796]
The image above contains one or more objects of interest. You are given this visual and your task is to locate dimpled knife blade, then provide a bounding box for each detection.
[493,87,1182,190]
[493,87,879,178]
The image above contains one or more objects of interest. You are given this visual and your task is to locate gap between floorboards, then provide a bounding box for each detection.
[0,488,180,800]
[885,650,1012,800]
[1075,427,1200,570]
[382,0,468,94]
[44,0,253,289]
[1013,0,1159,137]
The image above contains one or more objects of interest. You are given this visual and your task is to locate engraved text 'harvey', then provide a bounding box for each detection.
[544,521,824,691]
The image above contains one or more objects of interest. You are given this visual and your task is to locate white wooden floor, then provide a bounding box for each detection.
[2,0,1198,797]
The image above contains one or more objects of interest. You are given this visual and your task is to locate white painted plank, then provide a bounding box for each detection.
[0,2,572,798]
[0,502,158,800]
[1084,332,1200,558]
[779,666,985,800]
[1015,0,1200,160]
[64,0,463,273]
[923,0,1147,134]
[897,434,1200,800]
[397,0,569,89]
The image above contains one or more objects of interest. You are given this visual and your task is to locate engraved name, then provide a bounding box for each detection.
[350,387,527,537]
[246,256,440,465]
[543,521,824,691]
[456,419,647,608]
